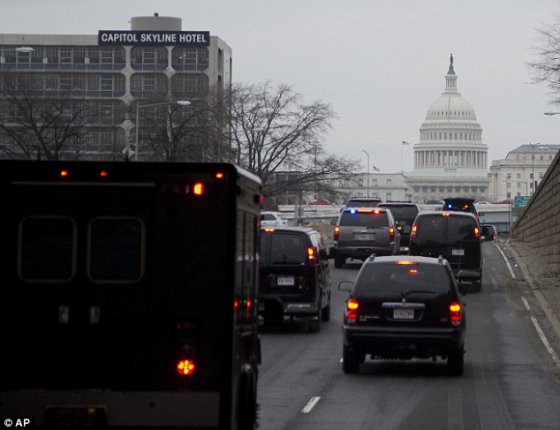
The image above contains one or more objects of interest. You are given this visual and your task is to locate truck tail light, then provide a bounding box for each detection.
[346,299,359,324]
[389,226,395,243]
[177,359,196,376]
[449,302,462,327]
[334,226,340,241]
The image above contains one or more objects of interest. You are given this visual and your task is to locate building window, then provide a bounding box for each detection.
[386,192,392,201]
[386,178,391,185]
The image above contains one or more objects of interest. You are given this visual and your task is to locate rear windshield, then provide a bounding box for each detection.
[355,262,451,296]
[416,215,477,244]
[346,199,381,208]
[380,206,418,224]
[260,232,307,264]
[339,211,389,228]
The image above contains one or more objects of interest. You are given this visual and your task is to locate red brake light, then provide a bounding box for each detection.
[60,170,69,177]
[346,299,359,323]
[193,182,204,196]
[449,302,462,326]
[177,359,196,376]
[389,226,395,243]
[307,247,316,264]
[100,170,108,178]
[410,224,417,240]
[263,228,275,232]
[474,226,480,239]
[441,212,450,217]
[215,172,224,179]
[334,225,340,241]
[395,260,416,265]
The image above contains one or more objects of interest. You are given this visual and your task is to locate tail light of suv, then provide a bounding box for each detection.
[334,225,340,241]
[345,299,359,324]
[306,247,316,265]
[449,302,462,327]
[473,226,481,240]
[410,224,418,241]
[389,226,395,244]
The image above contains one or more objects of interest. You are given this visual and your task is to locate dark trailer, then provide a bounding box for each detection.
[0,160,262,429]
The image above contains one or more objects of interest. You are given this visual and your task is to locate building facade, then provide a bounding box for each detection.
[488,144,560,201]
[405,55,489,203]
[0,14,231,161]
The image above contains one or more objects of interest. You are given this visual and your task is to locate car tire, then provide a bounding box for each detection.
[343,346,361,374]
[447,348,464,376]
[321,300,331,322]
[308,316,321,333]
[334,254,345,268]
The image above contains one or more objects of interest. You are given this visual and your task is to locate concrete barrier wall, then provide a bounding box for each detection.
[513,150,560,275]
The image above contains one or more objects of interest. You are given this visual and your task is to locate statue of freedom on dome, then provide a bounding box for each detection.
[448,53,455,74]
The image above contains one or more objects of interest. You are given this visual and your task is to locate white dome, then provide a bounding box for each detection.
[425,95,477,121]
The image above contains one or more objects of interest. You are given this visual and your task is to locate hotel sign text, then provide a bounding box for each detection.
[98,31,210,46]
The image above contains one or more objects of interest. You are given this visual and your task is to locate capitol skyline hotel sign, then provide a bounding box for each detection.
[98,30,210,46]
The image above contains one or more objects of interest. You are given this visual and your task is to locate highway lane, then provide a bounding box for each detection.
[256,242,560,429]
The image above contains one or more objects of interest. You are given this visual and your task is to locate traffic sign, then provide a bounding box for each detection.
[514,195,530,208]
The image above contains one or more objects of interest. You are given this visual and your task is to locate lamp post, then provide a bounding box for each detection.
[134,100,191,161]
[362,149,370,197]
[401,141,410,172]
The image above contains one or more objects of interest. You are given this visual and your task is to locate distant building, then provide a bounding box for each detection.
[404,55,489,203]
[0,14,231,161]
[488,144,560,202]
[333,172,411,203]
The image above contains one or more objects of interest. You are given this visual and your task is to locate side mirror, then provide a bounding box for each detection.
[338,280,354,292]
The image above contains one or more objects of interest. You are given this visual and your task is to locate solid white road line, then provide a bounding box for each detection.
[530,316,560,368]
[521,296,531,311]
[495,243,516,279]
[301,396,321,414]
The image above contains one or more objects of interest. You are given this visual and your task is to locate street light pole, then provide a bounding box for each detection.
[401,141,410,172]
[362,149,370,197]
[134,100,191,161]
[528,142,540,195]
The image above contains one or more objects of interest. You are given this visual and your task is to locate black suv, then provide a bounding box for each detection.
[409,211,482,291]
[259,226,331,332]
[378,202,420,249]
[339,255,466,375]
[333,207,400,268]
[442,198,479,222]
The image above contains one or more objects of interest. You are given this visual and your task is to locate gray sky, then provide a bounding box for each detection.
[4,0,560,172]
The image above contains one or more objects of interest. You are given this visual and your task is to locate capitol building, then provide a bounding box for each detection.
[405,55,489,203]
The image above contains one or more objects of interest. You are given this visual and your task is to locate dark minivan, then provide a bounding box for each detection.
[409,211,482,291]
[259,227,331,332]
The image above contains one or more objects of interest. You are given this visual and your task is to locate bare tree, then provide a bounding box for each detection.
[0,81,91,160]
[138,101,211,161]
[528,15,560,104]
[221,81,356,198]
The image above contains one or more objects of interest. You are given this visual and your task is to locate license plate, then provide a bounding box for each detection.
[355,233,374,241]
[393,308,414,319]
[277,276,295,286]
[451,248,465,256]
[45,407,105,426]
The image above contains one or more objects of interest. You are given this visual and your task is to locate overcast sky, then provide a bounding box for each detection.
[4,0,560,172]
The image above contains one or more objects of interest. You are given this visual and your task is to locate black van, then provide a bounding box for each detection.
[442,198,479,222]
[378,202,420,249]
[259,226,331,332]
[409,211,482,291]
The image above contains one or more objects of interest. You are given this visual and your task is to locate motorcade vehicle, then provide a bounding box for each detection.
[409,211,483,291]
[442,197,479,221]
[332,207,400,268]
[259,226,331,332]
[481,224,498,241]
[344,196,382,208]
[339,255,466,375]
[260,210,289,227]
[0,160,262,429]
[377,202,420,249]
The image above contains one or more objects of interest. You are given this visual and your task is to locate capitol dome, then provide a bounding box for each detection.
[413,54,487,172]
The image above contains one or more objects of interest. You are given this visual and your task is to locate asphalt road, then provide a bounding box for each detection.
[256,242,560,430]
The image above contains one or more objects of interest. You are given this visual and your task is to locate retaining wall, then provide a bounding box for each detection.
[513,150,560,275]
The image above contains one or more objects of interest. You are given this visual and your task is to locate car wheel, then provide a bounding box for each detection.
[321,300,331,322]
[308,315,321,333]
[447,348,464,376]
[334,254,345,268]
[343,345,361,374]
